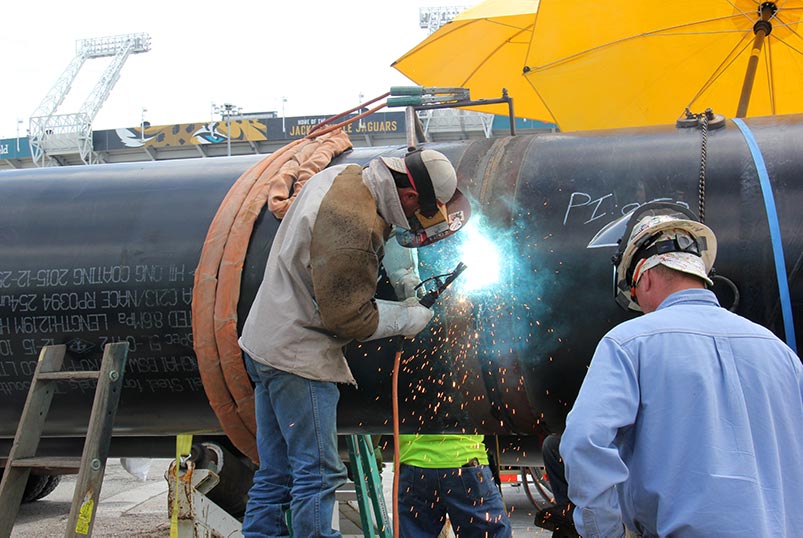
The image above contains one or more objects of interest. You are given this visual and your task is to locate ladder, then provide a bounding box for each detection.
[0,342,129,537]
[344,434,391,538]
[281,434,390,537]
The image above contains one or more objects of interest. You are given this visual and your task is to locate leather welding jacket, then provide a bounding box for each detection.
[239,161,409,385]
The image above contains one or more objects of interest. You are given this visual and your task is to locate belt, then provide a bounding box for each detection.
[461,457,481,467]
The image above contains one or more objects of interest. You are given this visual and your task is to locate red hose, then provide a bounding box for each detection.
[392,346,403,538]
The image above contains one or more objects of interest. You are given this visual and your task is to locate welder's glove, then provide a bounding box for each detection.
[383,232,424,299]
[392,268,424,300]
[361,298,434,341]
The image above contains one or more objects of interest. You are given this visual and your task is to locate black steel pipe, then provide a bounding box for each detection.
[1,115,801,456]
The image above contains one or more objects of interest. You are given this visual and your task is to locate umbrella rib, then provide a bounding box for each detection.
[773,12,803,49]
[529,13,752,70]
[686,31,755,111]
[772,32,803,55]
[461,26,535,87]
[686,10,802,115]
[393,20,475,63]
[394,18,534,66]
[766,12,803,114]
[522,79,559,126]
[724,0,757,24]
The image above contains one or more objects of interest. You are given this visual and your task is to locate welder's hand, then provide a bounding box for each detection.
[395,269,425,299]
[360,298,434,341]
[401,297,434,333]
[383,233,424,299]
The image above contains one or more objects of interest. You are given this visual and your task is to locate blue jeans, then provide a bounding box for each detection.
[398,463,512,537]
[242,355,347,538]
[542,433,570,506]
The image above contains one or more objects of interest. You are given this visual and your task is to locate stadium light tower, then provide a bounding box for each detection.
[140,107,148,143]
[16,119,23,152]
[29,33,151,166]
[213,103,242,156]
[419,6,469,34]
[282,97,287,135]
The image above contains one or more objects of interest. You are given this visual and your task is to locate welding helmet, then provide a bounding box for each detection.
[588,201,717,311]
[382,149,471,247]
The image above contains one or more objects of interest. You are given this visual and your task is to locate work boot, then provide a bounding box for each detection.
[534,503,579,538]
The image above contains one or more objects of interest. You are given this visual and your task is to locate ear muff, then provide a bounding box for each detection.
[404,149,439,218]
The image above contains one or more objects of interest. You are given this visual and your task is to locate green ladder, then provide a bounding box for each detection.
[345,434,391,538]
[0,342,129,538]
[285,434,390,537]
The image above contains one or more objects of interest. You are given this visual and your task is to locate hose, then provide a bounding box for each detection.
[392,344,403,538]
[310,92,390,136]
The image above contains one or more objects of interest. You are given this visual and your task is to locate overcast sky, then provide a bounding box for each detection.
[1,0,477,138]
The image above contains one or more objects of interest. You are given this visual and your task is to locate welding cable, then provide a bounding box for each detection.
[307,101,389,139]
[392,342,403,538]
[494,435,508,512]
[309,92,390,135]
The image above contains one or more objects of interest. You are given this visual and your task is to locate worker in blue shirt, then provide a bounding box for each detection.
[562,202,803,537]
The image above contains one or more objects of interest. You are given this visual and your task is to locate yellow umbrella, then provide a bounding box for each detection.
[392,0,555,122]
[523,0,803,131]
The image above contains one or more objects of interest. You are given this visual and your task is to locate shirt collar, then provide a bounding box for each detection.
[657,288,720,311]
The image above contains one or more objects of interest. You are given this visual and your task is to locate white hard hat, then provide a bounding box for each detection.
[380,149,458,212]
[590,202,717,311]
[381,149,470,247]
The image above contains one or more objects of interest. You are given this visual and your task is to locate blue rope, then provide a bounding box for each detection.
[732,118,797,353]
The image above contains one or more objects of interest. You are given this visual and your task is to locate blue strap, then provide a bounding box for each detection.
[732,118,797,353]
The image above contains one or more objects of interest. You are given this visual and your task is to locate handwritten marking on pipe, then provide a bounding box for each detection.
[564,193,688,227]
[563,192,613,226]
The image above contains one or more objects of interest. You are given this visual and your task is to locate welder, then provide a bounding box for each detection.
[237,149,466,537]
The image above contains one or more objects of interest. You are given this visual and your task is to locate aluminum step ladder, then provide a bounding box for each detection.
[0,342,129,537]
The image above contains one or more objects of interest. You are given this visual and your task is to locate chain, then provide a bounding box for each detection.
[698,110,710,225]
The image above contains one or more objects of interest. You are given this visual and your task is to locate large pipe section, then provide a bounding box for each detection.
[0,114,800,457]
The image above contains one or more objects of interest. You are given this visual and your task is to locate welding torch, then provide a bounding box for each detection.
[417,261,468,308]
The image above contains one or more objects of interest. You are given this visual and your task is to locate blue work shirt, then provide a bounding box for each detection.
[562,289,803,537]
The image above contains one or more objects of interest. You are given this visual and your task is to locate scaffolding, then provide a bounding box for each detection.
[29,33,151,166]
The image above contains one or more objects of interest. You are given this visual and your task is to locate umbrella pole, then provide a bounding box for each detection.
[736,3,776,117]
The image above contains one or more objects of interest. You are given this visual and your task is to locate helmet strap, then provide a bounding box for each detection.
[625,233,704,287]
[404,149,438,218]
